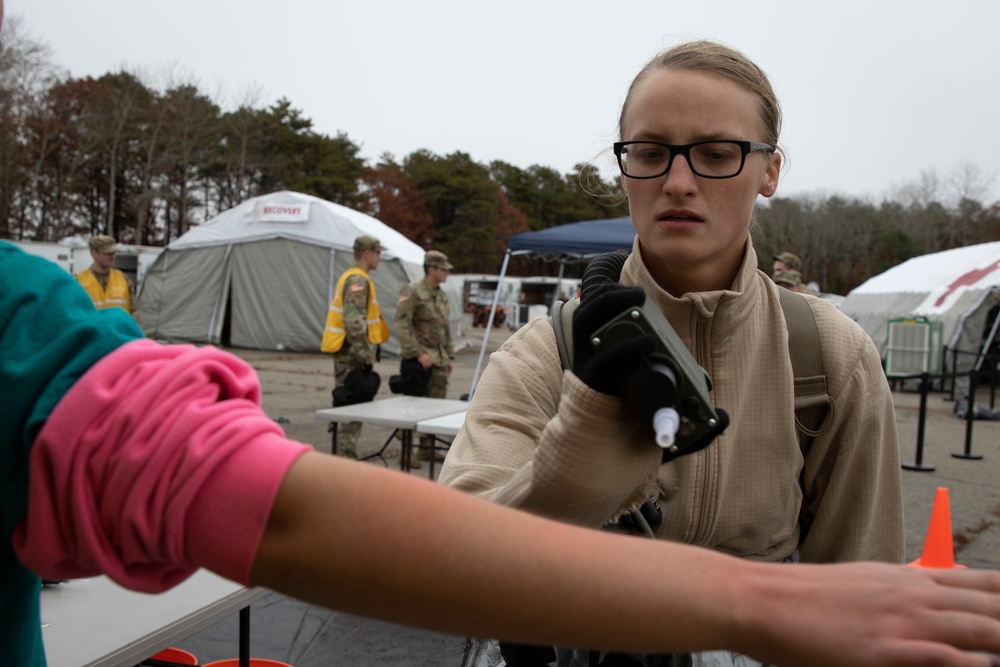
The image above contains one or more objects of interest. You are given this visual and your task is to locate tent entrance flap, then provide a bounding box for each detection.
[206,244,235,345]
[140,245,233,346]
[228,240,330,351]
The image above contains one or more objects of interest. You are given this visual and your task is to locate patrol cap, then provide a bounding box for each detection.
[89,235,119,254]
[424,250,453,270]
[354,235,385,253]
[773,251,802,271]
[773,269,802,288]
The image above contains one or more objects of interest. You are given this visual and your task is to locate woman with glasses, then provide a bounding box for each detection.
[8,3,994,660]
[440,40,903,666]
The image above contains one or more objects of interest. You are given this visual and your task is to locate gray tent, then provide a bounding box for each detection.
[140,191,460,355]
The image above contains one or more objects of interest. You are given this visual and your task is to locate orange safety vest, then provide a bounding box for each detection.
[321,267,389,353]
[76,268,132,314]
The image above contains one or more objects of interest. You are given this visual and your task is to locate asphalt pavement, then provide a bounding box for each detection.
[177,314,1000,666]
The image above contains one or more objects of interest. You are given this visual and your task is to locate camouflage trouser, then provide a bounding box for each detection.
[333,360,363,457]
[417,365,450,450]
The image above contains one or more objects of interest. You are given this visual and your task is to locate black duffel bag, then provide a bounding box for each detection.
[389,357,431,396]
[332,365,381,406]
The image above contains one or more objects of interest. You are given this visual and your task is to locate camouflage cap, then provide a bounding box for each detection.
[773,269,802,288]
[354,235,385,253]
[773,251,802,271]
[89,235,119,254]
[424,250,453,270]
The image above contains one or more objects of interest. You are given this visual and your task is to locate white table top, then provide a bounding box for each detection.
[315,396,468,429]
[41,571,268,667]
[415,411,467,437]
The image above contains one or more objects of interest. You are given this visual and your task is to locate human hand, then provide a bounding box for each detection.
[571,283,654,396]
[734,561,1000,667]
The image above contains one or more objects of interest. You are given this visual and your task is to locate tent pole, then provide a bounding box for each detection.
[974,307,1000,373]
[469,249,511,399]
[550,258,567,311]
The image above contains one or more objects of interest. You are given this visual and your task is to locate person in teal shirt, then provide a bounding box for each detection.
[0,242,143,665]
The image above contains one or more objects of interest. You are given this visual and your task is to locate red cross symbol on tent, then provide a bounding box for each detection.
[934,259,1000,307]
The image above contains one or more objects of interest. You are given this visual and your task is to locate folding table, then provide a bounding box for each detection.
[315,396,467,472]
[41,570,268,667]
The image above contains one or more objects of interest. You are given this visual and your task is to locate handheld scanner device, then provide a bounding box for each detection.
[580,251,728,463]
[588,294,729,462]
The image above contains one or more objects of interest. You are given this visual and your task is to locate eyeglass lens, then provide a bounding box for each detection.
[619,141,748,179]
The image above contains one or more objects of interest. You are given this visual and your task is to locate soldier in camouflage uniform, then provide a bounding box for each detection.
[321,236,388,458]
[773,251,820,295]
[395,250,454,467]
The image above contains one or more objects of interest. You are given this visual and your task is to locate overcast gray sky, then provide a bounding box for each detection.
[10,0,1000,204]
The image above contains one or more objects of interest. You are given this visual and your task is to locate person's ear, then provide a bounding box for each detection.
[758,151,781,198]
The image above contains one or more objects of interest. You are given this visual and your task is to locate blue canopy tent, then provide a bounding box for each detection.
[470,216,636,396]
[507,216,636,258]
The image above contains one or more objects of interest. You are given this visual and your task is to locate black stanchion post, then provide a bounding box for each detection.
[946,348,956,401]
[952,370,984,461]
[902,373,936,472]
[989,359,997,409]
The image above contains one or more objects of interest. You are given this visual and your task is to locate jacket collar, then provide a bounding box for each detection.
[621,237,763,325]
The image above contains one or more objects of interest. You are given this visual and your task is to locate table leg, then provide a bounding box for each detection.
[401,430,413,472]
[428,436,436,479]
[239,606,250,667]
[327,422,339,455]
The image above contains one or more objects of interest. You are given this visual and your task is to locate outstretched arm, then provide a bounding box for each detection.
[256,450,1000,667]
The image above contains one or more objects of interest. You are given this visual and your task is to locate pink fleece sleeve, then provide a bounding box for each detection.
[12,339,312,592]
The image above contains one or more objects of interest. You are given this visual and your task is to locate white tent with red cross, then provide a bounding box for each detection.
[839,240,1000,380]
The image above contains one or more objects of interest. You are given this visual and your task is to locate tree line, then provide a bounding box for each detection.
[2,17,998,291]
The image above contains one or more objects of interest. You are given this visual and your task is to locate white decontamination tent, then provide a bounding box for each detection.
[140,190,459,355]
[839,240,1000,377]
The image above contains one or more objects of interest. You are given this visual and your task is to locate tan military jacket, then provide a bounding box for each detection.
[440,240,903,565]
[395,277,453,366]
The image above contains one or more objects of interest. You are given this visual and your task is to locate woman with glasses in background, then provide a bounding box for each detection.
[440,40,903,666]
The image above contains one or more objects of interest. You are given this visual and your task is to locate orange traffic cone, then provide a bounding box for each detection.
[908,487,966,569]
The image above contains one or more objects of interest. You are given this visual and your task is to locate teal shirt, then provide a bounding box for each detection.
[0,242,143,666]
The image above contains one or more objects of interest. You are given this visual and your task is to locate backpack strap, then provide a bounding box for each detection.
[776,288,833,455]
[550,297,578,371]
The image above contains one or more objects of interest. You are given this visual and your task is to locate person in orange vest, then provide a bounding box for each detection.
[75,235,138,321]
[320,235,389,458]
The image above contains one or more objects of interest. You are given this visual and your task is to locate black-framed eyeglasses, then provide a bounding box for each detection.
[613,140,775,180]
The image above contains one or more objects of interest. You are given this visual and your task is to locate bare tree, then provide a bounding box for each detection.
[0,15,62,238]
[949,162,994,205]
[158,84,220,241]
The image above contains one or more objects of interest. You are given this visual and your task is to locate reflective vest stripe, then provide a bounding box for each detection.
[76,269,132,314]
[321,267,389,352]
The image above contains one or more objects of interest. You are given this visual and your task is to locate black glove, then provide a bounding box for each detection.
[572,283,656,396]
